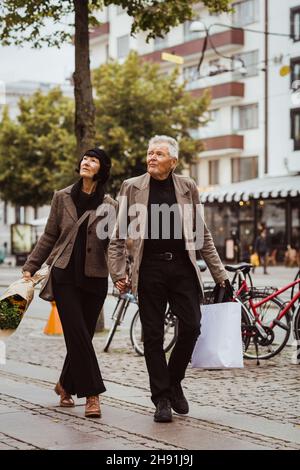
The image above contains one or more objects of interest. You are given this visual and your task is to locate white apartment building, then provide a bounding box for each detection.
[89,0,300,261]
[0,80,73,260]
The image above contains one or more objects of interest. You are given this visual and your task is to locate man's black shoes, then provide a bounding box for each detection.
[171,384,189,415]
[154,399,173,422]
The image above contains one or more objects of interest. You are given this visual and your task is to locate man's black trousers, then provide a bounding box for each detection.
[138,253,202,405]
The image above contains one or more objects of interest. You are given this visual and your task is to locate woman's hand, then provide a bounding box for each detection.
[115,275,131,293]
[22,271,32,281]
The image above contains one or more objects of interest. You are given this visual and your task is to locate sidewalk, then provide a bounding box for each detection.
[1,310,300,449]
[0,264,299,450]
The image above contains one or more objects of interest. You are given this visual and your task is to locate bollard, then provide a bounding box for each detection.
[44,301,63,335]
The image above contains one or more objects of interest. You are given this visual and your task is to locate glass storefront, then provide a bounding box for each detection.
[204,204,238,260]
[204,198,298,263]
[291,199,300,250]
[257,199,286,261]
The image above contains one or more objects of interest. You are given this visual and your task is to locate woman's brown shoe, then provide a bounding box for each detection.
[54,382,75,407]
[85,395,101,418]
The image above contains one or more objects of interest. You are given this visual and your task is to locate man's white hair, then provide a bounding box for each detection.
[148,135,179,159]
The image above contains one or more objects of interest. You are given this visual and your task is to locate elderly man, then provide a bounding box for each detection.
[108,135,228,423]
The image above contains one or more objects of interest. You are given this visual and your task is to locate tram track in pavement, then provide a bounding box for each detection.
[0,365,299,450]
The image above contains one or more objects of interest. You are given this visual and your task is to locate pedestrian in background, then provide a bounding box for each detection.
[22,148,115,418]
[108,135,229,423]
[254,228,270,275]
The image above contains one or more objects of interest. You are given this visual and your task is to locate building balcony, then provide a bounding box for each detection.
[200,134,244,157]
[89,22,110,41]
[141,29,244,63]
[190,81,245,103]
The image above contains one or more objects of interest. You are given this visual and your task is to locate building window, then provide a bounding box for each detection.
[231,157,258,182]
[291,7,300,42]
[291,57,300,86]
[232,0,259,26]
[183,20,202,42]
[208,58,226,76]
[183,64,199,83]
[208,108,220,122]
[153,36,168,51]
[209,160,219,185]
[117,34,130,58]
[232,103,258,130]
[291,108,300,150]
[190,163,198,183]
[233,50,259,78]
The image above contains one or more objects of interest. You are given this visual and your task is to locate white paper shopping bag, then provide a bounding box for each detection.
[191,302,243,369]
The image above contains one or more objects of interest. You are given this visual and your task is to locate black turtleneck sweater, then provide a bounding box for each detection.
[143,174,185,255]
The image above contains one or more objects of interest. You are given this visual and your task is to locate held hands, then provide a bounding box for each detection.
[115,275,131,293]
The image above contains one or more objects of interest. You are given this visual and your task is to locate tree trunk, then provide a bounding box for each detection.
[73,0,104,330]
[73,0,96,159]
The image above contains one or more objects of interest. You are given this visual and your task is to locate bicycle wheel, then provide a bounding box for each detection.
[103,298,127,352]
[231,270,253,292]
[291,269,300,312]
[130,307,178,356]
[294,304,300,341]
[240,292,291,360]
[241,303,251,353]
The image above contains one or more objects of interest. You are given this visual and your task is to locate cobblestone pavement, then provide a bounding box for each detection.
[3,313,300,431]
[1,265,300,450]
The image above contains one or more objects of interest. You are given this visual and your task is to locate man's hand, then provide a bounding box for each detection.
[219,280,226,288]
[115,275,131,293]
[22,271,32,281]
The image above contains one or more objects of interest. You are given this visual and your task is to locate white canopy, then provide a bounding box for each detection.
[200,175,300,203]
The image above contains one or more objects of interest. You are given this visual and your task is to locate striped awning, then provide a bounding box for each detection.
[200,175,300,203]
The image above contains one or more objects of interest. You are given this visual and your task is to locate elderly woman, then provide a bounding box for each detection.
[22,148,116,418]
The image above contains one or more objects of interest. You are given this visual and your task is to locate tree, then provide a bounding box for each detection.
[93,52,210,195]
[0,88,75,207]
[0,0,232,159]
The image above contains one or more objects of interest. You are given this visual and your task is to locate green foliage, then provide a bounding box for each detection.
[0,88,76,206]
[93,52,210,195]
[0,298,23,330]
[105,1,233,40]
[0,1,232,46]
[0,0,231,202]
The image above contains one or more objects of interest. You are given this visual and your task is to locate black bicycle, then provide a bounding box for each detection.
[103,289,178,356]
[130,305,178,356]
[104,260,254,356]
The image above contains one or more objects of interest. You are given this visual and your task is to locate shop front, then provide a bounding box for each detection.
[200,175,300,264]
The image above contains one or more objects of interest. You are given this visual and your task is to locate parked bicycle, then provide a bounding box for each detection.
[227,263,300,362]
[105,258,300,362]
[103,288,178,355]
[291,267,300,311]
[104,260,209,355]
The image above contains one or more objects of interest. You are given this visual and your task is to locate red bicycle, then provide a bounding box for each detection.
[225,263,300,361]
